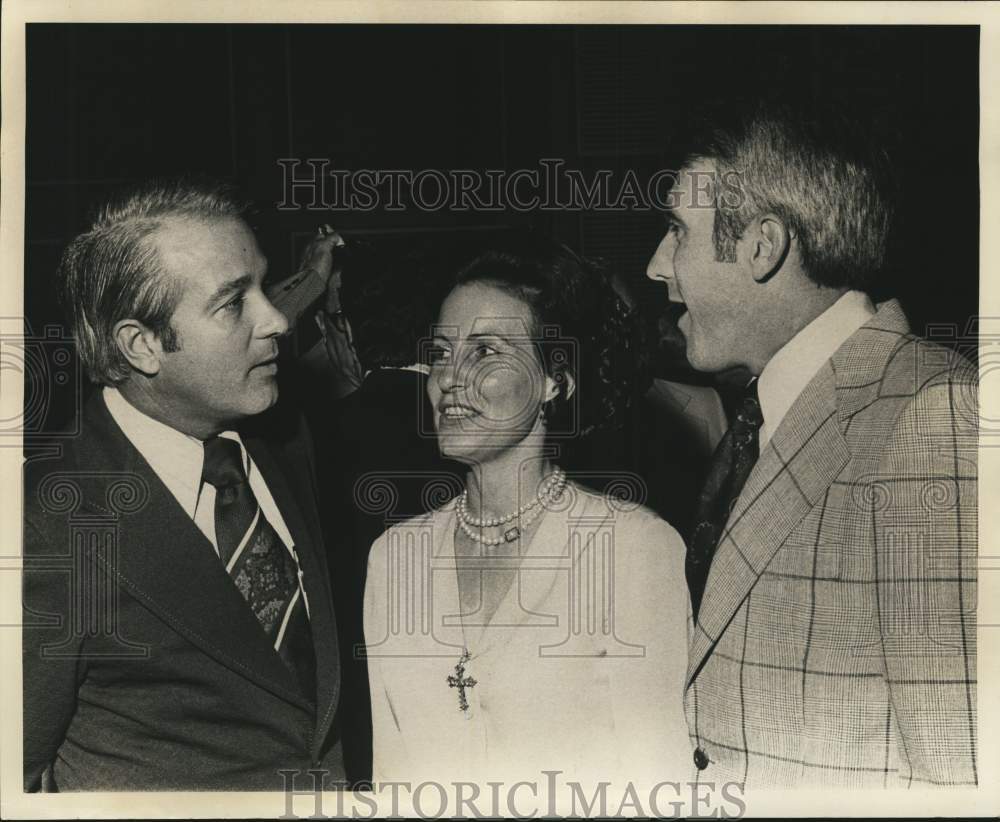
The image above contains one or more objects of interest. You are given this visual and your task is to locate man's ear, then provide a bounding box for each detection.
[747,213,791,283]
[113,319,163,377]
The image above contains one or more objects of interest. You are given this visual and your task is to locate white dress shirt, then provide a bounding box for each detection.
[102,387,308,614]
[757,290,876,448]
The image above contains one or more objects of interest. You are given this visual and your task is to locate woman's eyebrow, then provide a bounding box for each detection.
[467,330,519,346]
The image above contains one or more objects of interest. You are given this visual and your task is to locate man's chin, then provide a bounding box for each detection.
[246,383,280,415]
[685,348,750,378]
[684,342,729,375]
[680,334,708,372]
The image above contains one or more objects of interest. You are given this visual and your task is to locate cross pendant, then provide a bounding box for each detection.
[446,648,478,712]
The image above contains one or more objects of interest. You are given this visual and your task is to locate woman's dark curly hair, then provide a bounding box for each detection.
[453,236,647,446]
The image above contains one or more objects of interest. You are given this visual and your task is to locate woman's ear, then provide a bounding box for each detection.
[547,368,576,404]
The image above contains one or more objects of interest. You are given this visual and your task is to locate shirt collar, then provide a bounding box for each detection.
[102,386,243,518]
[757,290,875,448]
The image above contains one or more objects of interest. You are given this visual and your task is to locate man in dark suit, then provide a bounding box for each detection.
[646,102,977,788]
[23,178,344,790]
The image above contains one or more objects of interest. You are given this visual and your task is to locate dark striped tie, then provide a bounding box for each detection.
[201,436,317,703]
[686,378,764,621]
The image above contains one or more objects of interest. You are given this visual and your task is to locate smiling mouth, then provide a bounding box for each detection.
[439,405,479,421]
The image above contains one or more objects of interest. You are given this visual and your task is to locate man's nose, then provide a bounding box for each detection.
[258,293,290,338]
[645,233,676,285]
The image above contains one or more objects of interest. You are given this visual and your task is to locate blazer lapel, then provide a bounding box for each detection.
[685,299,913,687]
[243,433,341,753]
[75,395,312,708]
[686,361,850,686]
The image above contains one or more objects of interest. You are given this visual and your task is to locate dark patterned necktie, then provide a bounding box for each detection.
[201,436,317,703]
[686,379,764,621]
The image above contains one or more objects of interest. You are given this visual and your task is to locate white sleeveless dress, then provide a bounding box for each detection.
[363,482,692,790]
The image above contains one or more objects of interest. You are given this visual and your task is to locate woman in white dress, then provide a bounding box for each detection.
[363,240,691,790]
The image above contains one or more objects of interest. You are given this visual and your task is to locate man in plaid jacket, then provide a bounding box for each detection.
[646,102,977,788]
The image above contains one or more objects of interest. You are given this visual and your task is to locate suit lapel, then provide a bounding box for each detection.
[78,395,312,709]
[243,432,341,753]
[685,299,914,687]
[686,361,850,686]
[687,300,909,684]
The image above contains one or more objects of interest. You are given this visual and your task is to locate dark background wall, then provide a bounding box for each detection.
[24,24,979,428]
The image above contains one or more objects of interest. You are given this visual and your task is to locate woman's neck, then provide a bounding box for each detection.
[463,448,555,522]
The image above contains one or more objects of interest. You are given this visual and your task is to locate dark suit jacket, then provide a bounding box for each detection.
[315,368,462,785]
[22,392,344,791]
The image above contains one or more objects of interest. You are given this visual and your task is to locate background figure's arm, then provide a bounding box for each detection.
[317,309,364,400]
[874,375,978,786]
[267,224,363,399]
[266,225,344,325]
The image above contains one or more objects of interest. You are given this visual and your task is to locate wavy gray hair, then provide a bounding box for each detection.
[57,177,247,385]
[683,103,894,291]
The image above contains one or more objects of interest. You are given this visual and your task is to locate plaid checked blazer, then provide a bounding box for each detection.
[685,299,978,788]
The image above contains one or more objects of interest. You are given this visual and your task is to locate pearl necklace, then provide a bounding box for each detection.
[456,468,567,546]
